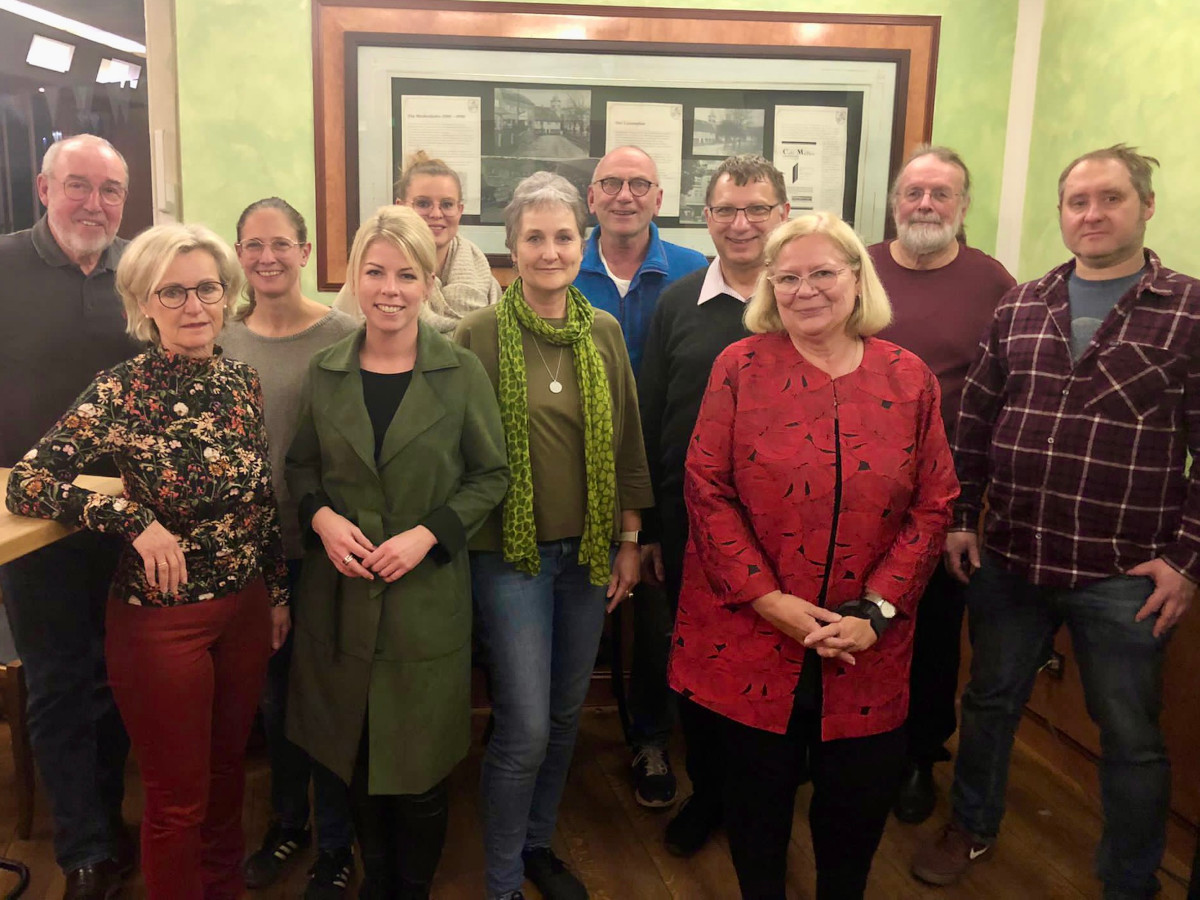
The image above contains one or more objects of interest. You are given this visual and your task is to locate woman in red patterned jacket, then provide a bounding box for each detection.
[668,211,959,899]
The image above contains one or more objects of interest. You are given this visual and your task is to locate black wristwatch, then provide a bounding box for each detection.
[834,591,896,639]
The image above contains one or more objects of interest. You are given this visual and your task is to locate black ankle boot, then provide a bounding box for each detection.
[893,762,937,824]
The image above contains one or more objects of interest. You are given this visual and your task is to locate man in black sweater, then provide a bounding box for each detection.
[638,154,790,857]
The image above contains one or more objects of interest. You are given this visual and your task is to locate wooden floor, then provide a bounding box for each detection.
[0,709,1192,899]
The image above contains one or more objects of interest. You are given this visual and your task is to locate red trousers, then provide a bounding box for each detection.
[106,579,271,900]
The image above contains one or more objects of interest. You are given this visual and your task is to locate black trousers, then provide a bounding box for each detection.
[349,725,449,900]
[695,698,906,900]
[906,561,966,765]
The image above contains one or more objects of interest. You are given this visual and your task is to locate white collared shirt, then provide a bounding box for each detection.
[696,257,750,305]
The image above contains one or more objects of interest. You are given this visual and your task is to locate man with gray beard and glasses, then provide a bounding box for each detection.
[0,134,141,899]
[867,146,1015,825]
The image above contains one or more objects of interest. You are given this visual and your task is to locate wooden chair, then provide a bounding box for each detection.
[0,659,34,840]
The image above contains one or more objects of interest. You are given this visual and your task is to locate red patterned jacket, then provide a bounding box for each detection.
[668,334,959,738]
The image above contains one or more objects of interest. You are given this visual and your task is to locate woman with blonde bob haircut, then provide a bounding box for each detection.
[286,204,508,898]
[9,221,290,899]
[118,222,243,343]
[743,211,892,338]
[669,209,959,898]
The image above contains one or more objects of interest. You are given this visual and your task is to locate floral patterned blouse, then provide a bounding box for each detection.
[6,346,289,608]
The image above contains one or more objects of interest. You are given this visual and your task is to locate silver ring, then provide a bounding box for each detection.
[155,561,165,568]
[342,554,354,565]
[626,591,634,598]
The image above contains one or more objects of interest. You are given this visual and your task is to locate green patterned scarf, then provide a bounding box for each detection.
[496,278,616,585]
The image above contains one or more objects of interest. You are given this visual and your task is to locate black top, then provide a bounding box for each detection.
[361,369,414,460]
[0,216,141,467]
[637,268,749,542]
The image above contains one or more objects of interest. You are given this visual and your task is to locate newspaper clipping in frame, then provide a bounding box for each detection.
[401,95,484,215]
[773,105,848,219]
[606,101,685,217]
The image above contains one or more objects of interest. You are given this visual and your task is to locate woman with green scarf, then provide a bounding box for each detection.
[454,172,653,900]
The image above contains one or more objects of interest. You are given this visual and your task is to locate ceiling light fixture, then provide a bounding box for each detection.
[97,57,141,88]
[0,0,146,56]
[26,33,74,73]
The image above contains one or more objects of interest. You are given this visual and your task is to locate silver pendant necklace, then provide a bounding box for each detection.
[531,338,565,393]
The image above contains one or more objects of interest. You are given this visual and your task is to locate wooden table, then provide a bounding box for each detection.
[0,466,124,840]
[0,467,123,566]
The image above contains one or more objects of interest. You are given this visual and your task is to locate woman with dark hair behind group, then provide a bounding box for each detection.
[221,197,359,896]
[454,172,652,900]
[669,211,959,899]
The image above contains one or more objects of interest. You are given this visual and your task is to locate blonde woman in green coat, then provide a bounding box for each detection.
[284,205,509,899]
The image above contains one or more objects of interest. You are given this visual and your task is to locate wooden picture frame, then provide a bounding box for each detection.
[312,1,940,290]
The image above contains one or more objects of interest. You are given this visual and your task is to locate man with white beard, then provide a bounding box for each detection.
[868,146,1015,825]
[0,134,139,900]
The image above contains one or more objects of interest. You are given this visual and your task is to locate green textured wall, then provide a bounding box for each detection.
[1019,0,1200,281]
[175,0,1019,300]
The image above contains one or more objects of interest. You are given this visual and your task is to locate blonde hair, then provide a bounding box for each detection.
[343,205,437,304]
[744,212,891,338]
[117,223,243,344]
[395,150,462,203]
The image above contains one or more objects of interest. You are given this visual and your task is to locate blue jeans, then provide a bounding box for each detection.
[471,540,609,898]
[259,560,354,851]
[952,553,1169,899]
[0,530,130,871]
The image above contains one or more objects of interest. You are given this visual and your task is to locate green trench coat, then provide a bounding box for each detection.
[284,323,509,795]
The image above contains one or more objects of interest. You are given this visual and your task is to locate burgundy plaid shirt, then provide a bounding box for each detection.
[954,249,1200,587]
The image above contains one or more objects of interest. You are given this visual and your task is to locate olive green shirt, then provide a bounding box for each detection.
[454,306,653,549]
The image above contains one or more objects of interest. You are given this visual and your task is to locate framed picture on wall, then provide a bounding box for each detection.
[312,0,941,288]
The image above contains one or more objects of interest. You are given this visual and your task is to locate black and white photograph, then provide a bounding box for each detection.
[692,107,765,157]
[480,156,598,223]
[494,88,592,159]
[679,158,725,224]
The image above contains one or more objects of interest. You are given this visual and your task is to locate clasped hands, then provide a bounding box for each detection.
[752,589,877,665]
[312,506,436,583]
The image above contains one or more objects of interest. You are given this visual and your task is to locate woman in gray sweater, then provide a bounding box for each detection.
[221,197,359,898]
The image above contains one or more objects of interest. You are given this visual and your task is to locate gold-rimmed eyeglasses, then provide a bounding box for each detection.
[236,238,305,256]
[58,177,127,206]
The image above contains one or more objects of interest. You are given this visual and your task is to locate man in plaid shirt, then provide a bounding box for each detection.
[912,144,1199,899]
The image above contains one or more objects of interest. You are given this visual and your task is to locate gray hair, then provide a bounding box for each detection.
[889,144,972,204]
[503,171,588,252]
[42,134,129,186]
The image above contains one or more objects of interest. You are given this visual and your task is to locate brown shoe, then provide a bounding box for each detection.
[63,858,122,900]
[911,821,994,885]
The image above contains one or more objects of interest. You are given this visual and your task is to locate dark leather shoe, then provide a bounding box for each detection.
[664,794,722,857]
[893,762,937,824]
[63,858,122,900]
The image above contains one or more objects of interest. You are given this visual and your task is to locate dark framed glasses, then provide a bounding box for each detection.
[706,204,779,223]
[154,281,227,309]
[592,177,657,197]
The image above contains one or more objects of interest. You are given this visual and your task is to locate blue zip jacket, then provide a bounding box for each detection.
[574,223,707,376]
